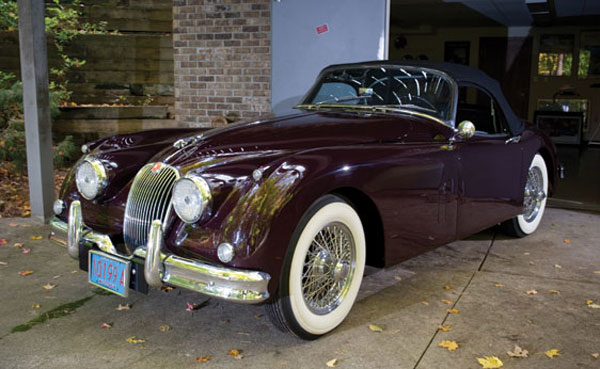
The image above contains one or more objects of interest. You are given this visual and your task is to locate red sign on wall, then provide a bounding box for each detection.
[316,23,329,35]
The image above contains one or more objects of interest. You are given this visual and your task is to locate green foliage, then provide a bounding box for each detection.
[53,135,79,168]
[0,120,27,172]
[0,1,18,30]
[0,0,110,104]
[0,71,22,129]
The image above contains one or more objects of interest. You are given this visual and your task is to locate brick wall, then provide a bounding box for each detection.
[172,0,271,126]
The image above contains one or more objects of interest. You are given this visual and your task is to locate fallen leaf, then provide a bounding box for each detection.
[9,223,18,227]
[525,289,538,295]
[549,290,561,294]
[477,356,503,368]
[30,235,42,240]
[446,308,459,314]
[589,303,600,309]
[42,283,56,290]
[0,239,7,245]
[523,252,530,256]
[161,286,174,293]
[591,353,599,359]
[186,302,197,311]
[369,324,383,332]
[494,283,505,287]
[439,340,459,351]
[159,324,171,331]
[125,336,145,344]
[438,325,452,332]
[422,301,430,306]
[326,358,338,367]
[544,349,560,358]
[13,242,23,249]
[116,303,132,311]
[593,271,600,275]
[564,239,571,244]
[529,261,536,265]
[22,248,31,254]
[22,211,31,217]
[18,270,33,276]
[586,299,594,305]
[196,355,211,363]
[101,322,113,329]
[254,314,263,319]
[441,299,454,305]
[394,275,403,281]
[0,261,8,265]
[507,345,529,358]
[554,264,562,269]
[228,349,243,359]
[32,303,40,309]
[53,275,61,279]
[71,270,79,274]
[443,285,452,290]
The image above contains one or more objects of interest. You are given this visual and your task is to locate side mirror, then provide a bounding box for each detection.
[457,120,475,140]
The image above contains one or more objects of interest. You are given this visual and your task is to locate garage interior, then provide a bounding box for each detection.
[388,0,600,210]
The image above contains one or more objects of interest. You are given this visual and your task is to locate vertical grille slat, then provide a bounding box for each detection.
[123,163,179,253]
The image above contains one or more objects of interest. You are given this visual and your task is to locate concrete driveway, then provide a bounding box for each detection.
[0,208,599,369]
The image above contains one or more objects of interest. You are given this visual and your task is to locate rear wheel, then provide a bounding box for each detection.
[266,195,366,339]
[502,153,548,237]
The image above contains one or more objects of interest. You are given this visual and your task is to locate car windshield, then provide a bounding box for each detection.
[299,66,455,125]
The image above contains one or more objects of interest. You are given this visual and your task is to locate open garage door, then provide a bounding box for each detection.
[271,0,390,114]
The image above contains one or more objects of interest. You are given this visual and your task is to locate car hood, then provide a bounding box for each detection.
[157,110,436,169]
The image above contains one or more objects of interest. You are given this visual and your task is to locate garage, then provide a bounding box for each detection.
[0,1,599,368]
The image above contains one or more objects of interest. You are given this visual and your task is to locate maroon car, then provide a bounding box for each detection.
[50,61,556,339]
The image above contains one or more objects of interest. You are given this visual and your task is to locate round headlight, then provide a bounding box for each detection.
[75,157,108,200]
[172,175,212,224]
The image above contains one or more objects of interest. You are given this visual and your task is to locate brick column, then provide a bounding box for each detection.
[172,0,271,126]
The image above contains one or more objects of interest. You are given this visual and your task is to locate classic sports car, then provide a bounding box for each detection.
[50,61,557,339]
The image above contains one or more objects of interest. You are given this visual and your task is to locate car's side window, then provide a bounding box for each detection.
[456,86,509,135]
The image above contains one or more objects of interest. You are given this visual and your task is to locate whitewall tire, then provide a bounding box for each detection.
[266,195,366,339]
[503,153,548,237]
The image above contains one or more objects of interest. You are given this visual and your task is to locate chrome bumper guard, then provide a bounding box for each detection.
[49,201,270,303]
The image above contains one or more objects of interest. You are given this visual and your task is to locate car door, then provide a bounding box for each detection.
[453,85,524,239]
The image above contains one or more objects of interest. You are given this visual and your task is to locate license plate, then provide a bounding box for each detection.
[89,250,131,297]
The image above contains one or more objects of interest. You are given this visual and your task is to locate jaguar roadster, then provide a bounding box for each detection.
[50,61,557,339]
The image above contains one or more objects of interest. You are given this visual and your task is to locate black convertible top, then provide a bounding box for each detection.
[321,60,524,135]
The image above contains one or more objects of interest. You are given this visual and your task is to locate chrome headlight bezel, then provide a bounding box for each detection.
[171,174,212,224]
[75,157,108,200]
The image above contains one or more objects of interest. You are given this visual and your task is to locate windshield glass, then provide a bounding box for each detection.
[300,66,455,125]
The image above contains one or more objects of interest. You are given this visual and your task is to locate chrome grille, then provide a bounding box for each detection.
[123,163,179,253]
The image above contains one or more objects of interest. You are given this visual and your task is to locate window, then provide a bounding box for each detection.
[577,31,600,78]
[456,86,508,135]
[538,35,574,77]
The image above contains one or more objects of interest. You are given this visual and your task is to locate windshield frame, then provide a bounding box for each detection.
[296,64,459,128]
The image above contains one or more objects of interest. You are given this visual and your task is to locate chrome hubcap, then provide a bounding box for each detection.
[523,166,545,223]
[302,222,356,315]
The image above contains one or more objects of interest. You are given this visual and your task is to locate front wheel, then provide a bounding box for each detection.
[266,195,366,339]
[502,153,548,237]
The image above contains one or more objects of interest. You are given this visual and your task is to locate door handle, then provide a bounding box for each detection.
[505,135,521,144]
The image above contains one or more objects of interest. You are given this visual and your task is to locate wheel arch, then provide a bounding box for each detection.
[330,187,385,268]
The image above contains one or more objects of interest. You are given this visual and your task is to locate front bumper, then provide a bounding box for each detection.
[49,201,270,303]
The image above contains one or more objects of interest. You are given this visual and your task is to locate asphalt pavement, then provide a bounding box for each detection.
[0,208,599,369]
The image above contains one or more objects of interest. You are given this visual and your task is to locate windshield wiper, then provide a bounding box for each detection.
[315,95,370,105]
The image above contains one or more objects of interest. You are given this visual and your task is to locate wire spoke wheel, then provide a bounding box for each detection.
[522,165,546,223]
[301,222,356,315]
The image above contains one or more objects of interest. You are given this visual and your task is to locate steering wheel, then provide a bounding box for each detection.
[398,95,437,110]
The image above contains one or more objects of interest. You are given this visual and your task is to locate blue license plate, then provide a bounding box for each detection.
[89,250,131,297]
